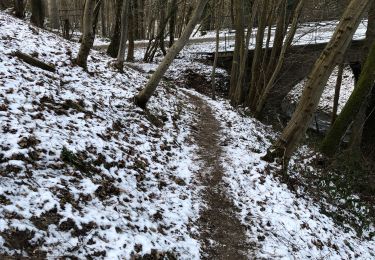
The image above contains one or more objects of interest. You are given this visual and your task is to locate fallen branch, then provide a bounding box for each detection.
[12,50,56,72]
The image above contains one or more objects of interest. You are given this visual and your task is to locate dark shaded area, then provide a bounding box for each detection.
[181,68,229,98]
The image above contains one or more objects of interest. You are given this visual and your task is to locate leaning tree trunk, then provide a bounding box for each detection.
[347,1,375,155]
[76,0,97,69]
[116,0,130,71]
[135,0,210,108]
[30,0,45,28]
[14,0,25,18]
[265,0,370,163]
[320,41,375,156]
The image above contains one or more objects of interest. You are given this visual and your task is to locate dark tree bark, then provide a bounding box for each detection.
[228,0,245,102]
[138,0,145,39]
[48,0,60,30]
[133,0,139,39]
[157,0,168,56]
[107,0,123,58]
[100,0,107,37]
[63,19,71,39]
[127,0,135,62]
[30,0,45,28]
[14,0,25,18]
[201,1,212,32]
[169,0,178,47]
[230,0,235,29]
[331,63,344,125]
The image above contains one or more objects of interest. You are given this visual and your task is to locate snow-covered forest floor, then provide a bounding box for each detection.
[0,12,374,259]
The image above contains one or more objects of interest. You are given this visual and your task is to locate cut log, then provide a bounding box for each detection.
[12,51,56,72]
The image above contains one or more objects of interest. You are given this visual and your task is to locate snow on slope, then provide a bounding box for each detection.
[0,13,202,258]
[198,94,375,259]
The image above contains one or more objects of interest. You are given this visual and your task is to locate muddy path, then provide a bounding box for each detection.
[186,92,255,259]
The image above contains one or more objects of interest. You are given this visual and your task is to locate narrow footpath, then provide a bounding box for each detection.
[186,92,256,259]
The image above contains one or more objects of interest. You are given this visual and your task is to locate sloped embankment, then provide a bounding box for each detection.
[0,13,201,258]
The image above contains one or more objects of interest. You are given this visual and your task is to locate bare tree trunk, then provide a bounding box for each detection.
[31,0,45,28]
[248,0,268,108]
[116,0,130,71]
[228,0,245,101]
[135,0,210,108]
[169,0,178,47]
[348,1,375,154]
[48,0,59,29]
[211,0,224,100]
[107,0,123,58]
[100,0,107,37]
[177,0,187,38]
[230,0,235,29]
[266,0,370,163]
[159,0,167,55]
[331,63,344,125]
[14,0,25,18]
[76,0,97,69]
[138,0,145,39]
[127,0,135,62]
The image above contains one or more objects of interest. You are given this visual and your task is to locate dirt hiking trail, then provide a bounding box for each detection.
[186,92,256,259]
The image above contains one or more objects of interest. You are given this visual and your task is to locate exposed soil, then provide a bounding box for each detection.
[186,92,256,259]
[182,69,229,98]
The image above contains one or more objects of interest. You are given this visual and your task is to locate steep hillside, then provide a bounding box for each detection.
[0,13,201,258]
